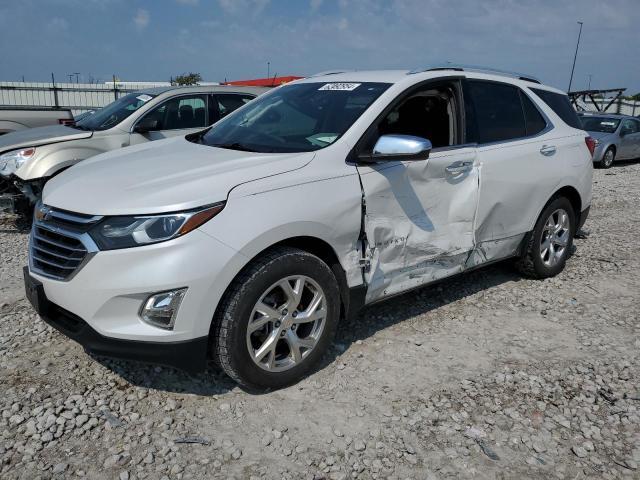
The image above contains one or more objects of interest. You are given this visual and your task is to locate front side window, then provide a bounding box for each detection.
[580,116,621,133]
[76,92,155,131]
[358,81,461,153]
[197,82,390,153]
[465,80,526,143]
[621,119,639,134]
[140,95,208,131]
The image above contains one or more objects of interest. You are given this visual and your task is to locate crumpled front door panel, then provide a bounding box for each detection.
[357,147,479,302]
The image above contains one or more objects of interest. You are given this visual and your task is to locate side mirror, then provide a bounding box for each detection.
[361,134,432,162]
[134,118,159,134]
[620,128,630,137]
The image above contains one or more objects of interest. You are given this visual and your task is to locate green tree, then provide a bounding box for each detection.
[172,72,202,86]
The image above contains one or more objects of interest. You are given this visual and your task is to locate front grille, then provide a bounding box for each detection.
[29,206,102,281]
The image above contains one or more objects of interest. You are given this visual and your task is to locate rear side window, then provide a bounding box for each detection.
[531,88,581,129]
[217,94,255,118]
[520,91,547,136]
[464,80,526,143]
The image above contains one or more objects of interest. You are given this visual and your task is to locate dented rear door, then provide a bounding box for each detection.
[356,146,479,302]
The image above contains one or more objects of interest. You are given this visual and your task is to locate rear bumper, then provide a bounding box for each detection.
[26,267,208,375]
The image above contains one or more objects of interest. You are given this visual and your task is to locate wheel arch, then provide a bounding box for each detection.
[209,235,356,345]
[530,185,583,234]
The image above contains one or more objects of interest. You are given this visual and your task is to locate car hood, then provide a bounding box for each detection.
[0,125,92,153]
[44,136,314,215]
[586,131,616,142]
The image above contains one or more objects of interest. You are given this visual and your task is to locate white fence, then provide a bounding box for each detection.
[0,81,172,114]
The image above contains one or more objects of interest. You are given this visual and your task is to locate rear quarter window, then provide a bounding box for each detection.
[531,88,581,129]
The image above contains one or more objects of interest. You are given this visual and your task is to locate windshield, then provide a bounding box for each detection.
[580,116,620,133]
[198,82,390,153]
[76,92,155,131]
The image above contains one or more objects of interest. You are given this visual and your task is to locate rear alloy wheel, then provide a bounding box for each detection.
[599,147,615,169]
[516,197,575,279]
[539,209,571,268]
[212,247,340,390]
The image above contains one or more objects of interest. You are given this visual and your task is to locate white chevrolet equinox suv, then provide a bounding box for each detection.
[24,67,594,390]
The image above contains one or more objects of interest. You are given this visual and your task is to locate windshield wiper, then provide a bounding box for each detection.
[212,142,258,152]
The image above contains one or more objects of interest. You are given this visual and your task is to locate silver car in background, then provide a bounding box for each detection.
[0,85,266,214]
[578,113,640,168]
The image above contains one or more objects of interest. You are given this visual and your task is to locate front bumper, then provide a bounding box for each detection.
[29,227,247,343]
[591,144,607,163]
[0,175,28,214]
[25,267,208,374]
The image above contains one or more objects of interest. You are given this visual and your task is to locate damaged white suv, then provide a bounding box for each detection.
[24,67,594,390]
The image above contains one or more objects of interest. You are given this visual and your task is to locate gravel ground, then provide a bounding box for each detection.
[1,162,639,480]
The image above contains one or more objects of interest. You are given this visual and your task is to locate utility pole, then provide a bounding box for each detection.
[587,74,592,90]
[68,74,74,83]
[74,73,80,83]
[568,21,583,93]
[267,61,270,80]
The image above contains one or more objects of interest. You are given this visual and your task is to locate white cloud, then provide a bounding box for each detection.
[310,0,323,11]
[47,17,69,32]
[217,0,269,15]
[134,8,149,29]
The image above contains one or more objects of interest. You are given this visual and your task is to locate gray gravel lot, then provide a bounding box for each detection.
[1,163,639,479]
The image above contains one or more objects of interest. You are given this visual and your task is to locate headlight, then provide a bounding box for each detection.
[90,203,225,250]
[0,147,36,175]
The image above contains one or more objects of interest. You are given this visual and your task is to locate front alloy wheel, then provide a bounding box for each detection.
[601,148,615,168]
[212,247,340,390]
[247,275,327,372]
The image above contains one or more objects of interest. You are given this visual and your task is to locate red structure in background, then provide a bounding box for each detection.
[223,76,303,87]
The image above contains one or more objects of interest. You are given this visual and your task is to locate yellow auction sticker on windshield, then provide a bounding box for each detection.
[318,83,361,91]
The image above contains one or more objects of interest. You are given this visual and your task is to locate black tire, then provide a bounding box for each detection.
[212,247,340,391]
[597,147,615,169]
[515,197,576,279]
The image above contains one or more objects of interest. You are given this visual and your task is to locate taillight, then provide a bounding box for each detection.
[59,119,75,126]
[585,136,596,156]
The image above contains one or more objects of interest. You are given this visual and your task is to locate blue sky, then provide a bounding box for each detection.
[1,0,638,92]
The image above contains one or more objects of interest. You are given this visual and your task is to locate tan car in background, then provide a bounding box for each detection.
[0,85,266,215]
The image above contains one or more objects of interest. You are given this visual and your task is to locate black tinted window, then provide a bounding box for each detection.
[217,94,254,118]
[520,91,547,136]
[465,81,526,143]
[531,88,581,129]
[141,95,207,130]
[621,119,639,134]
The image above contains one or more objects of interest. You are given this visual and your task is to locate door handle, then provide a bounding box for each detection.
[445,160,473,175]
[540,145,557,156]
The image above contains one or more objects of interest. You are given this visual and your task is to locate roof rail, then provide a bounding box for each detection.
[310,70,355,77]
[409,64,542,84]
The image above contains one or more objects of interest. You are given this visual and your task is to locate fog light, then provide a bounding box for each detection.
[139,288,187,330]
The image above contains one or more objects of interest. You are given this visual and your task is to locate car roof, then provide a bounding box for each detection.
[294,68,563,94]
[578,112,635,119]
[135,85,269,96]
